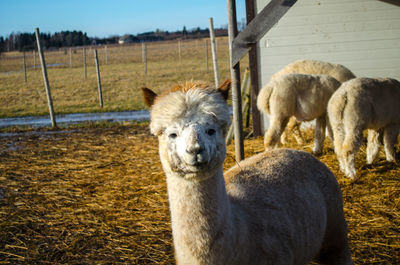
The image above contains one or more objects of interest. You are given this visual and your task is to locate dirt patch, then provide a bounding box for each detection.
[0,124,399,264]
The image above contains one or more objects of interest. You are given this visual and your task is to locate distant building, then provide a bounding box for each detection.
[118,35,135,44]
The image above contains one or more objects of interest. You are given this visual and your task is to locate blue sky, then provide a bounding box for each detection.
[0,0,246,38]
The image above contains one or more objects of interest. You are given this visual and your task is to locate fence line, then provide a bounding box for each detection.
[0,37,230,74]
[0,36,245,125]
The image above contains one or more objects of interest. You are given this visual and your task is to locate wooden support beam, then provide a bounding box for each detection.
[227,0,244,161]
[231,0,297,66]
[245,0,262,137]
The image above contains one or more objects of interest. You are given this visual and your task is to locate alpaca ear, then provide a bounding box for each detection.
[141,87,158,108]
[218,79,231,101]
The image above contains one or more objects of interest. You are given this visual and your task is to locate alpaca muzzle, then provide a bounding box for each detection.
[182,128,208,167]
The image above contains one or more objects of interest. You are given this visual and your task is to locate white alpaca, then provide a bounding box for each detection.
[271,59,356,83]
[257,73,341,155]
[271,59,356,144]
[327,77,400,180]
[142,80,353,265]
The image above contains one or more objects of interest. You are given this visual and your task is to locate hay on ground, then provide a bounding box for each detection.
[0,124,399,264]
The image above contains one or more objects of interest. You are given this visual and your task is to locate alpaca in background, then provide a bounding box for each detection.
[257,73,341,155]
[328,77,400,179]
[270,59,356,144]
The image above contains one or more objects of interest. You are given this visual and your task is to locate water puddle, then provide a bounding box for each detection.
[0,110,150,128]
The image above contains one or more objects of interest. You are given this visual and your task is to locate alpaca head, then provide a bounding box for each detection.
[142,80,231,181]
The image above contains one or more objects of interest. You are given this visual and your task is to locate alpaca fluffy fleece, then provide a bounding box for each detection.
[149,81,231,136]
[143,80,353,265]
[269,59,355,145]
[257,73,341,154]
[328,77,400,179]
[271,59,356,83]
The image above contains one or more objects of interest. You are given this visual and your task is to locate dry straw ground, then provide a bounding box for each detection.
[0,123,399,264]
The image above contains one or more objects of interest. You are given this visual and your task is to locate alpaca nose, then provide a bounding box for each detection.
[185,129,204,156]
[186,143,204,155]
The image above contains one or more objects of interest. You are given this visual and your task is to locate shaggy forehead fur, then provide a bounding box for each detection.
[150,81,231,135]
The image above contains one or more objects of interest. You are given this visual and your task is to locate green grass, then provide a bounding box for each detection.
[0,38,249,118]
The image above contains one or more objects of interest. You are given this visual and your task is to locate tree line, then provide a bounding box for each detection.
[0,31,90,53]
[0,26,229,53]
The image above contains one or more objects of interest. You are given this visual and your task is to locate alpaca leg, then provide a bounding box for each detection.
[326,116,334,143]
[280,117,303,145]
[366,129,382,164]
[332,124,346,174]
[313,115,326,156]
[292,120,304,144]
[264,116,289,151]
[342,129,363,180]
[383,124,399,162]
[280,129,289,145]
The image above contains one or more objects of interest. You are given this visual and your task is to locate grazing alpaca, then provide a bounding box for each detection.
[271,59,356,144]
[257,73,341,155]
[142,80,353,265]
[327,77,400,179]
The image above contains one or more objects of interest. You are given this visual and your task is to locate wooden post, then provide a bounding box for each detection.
[226,68,250,144]
[242,69,252,128]
[35,27,57,128]
[209,17,220,87]
[205,40,209,72]
[105,45,108,65]
[23,51,27,82]
[227,0,244,161]
[69,48,72,68]
[178,40,182,62]
[245,0,262,137]
[83,48,87,80]
[142,42,147,74]
[33,50,36,69]
[94,49,103,108]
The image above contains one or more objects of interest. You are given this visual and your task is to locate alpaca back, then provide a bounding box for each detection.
[271,59,356,83]
[224,148,348,264]
[258,73,340,121]
[328,77,400,130]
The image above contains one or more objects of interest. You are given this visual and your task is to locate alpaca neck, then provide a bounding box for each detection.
[166,167,236,263]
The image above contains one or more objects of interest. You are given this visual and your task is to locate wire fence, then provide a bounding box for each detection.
[0,38,230,73]
[0,37,248,119]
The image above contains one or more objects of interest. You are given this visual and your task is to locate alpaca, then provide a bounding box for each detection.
[142,80,353,265]
[271,59,356,144]
[327,77,400,180]
[257,73,341,155]
[271,59,356,83]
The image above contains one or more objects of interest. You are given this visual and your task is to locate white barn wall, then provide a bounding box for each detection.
[255,0,400,89]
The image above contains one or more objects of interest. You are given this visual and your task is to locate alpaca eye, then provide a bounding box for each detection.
[169,133,178,139]
[206,129,216,136]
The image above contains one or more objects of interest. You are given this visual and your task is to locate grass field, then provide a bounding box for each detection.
[0,37,248,118]
[0,123,399,264]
